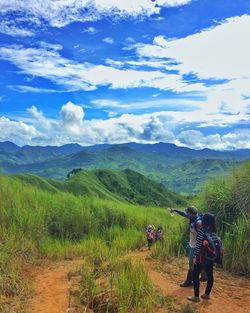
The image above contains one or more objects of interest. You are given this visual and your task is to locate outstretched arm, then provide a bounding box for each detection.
[169,208,188,218]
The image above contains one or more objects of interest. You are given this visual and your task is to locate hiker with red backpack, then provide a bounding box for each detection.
[169,206,207,286]
[187,213,222,302]
[146,225,155,250]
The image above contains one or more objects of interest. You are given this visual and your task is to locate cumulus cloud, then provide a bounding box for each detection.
[1,101,249,150]
[177,129,250,150]
[0,1,192,28]
[0,116,39,146]
[60,102,85,135]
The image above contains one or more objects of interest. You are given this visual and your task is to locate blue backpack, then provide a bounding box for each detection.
[203,232,223,265]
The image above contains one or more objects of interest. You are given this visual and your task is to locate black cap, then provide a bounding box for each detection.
[185,206,198,214]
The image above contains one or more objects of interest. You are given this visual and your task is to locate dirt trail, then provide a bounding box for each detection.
[26,259,84,313]
[18,249,250,313]
[129,249,250,313]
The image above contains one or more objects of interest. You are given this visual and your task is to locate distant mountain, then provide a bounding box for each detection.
[11,169,186,207]
[123,142,249,160]
[1,141,249,194]
[0,141,20,154]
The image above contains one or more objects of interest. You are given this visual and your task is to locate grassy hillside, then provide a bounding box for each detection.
[1,162,249,311]
[0,173,182,304]
[12,168,187,207]
[1,143,241,194]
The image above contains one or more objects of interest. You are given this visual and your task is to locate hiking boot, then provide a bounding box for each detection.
[180,281,193,287]
[187,296,200,302]
[201,294,210,300]
[180,269,193,287]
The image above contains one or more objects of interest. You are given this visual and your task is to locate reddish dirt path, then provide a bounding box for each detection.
[129,249,250,313]
[14,250,249,313]
[26,259,83,313]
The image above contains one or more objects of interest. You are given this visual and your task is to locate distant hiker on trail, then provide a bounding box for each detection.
[187,213,221,302]
[168,206,207,287]
[146,225,155,250]
[155,226,163,243]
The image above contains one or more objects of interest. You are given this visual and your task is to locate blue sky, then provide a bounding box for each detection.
[0,0,250,149]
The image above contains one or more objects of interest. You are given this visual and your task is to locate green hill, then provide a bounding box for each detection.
[11,168,186,207]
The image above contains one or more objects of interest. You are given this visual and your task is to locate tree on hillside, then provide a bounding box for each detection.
[66,168,82,179]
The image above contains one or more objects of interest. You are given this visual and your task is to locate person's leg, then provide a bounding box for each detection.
[204,262,214,296]
[193,262,202,297]
[180,247,194,287]
[187,262,202,302]
[148,239,153,250]
[200,269,208,282]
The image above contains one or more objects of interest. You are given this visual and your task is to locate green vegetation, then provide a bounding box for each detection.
[1,159,249,311]
[0,172,181,308]
[198,161,250,274]
[12,168,187,207]
[80,258,159,313]
[1,142,244,194]
[151,161,250,275]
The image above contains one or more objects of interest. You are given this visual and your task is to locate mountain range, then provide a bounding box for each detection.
[1,141,249,194]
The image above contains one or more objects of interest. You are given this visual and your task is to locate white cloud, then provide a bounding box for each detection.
[177,129,250,150]
[134,15,250,80]
[91,97,200,112]
[103,37,114,44]
[0,21,34,37]
[125,37,135,43]
[91,99,128,108]
[27,106,55,131]
[0,44,205,92]
[0,1,192,27]
[106,57,177,70]
[60,101,85,135]
[7,85,67,93]
[0,116,39,146]
[125,15,250,123]
[83,27,98,34]
[1,102,249,150]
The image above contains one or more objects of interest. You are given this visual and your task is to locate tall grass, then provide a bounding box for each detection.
[114,259,157,313]
[0,175,178,299]
[198,161,250,274]
[222,216,250,274]
[80,258,159,313]
[151,223,186,260]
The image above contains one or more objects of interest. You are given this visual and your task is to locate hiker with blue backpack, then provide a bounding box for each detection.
[169,206,207,287]
[187,213,222,302]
